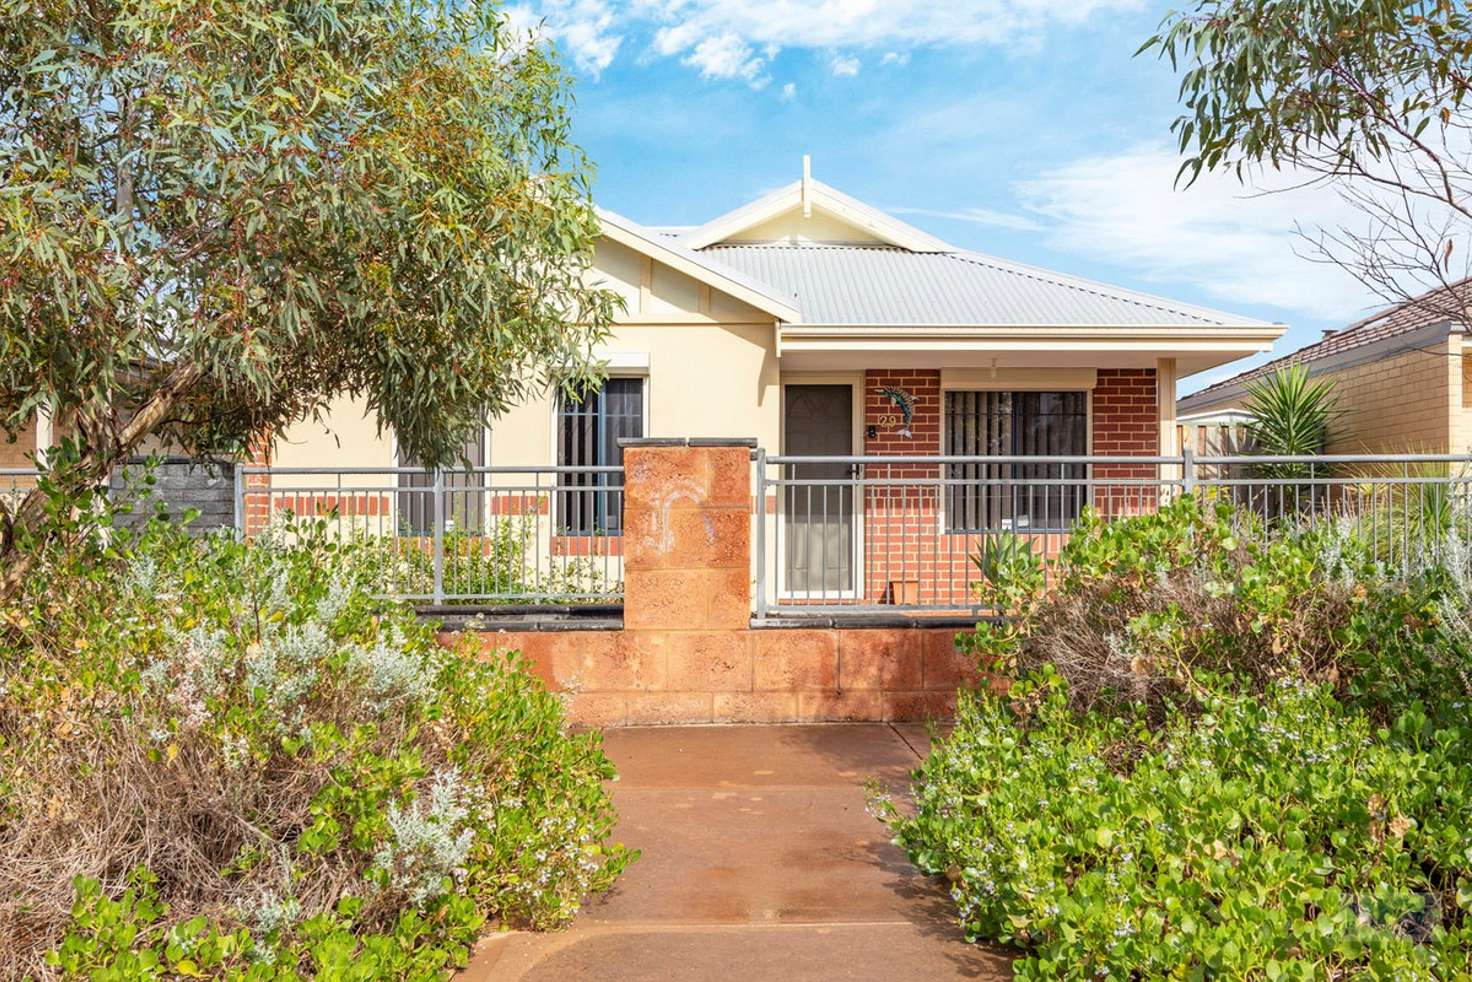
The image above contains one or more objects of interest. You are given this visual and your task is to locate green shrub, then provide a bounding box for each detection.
[0,517,633,979]
[893,494,1472,977]
[1338,557,1472,726]
[967,491,1472,727]
[880,671,1472,980]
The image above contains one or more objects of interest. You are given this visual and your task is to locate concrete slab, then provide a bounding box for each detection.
[585,787,929,924]
[461,724,1012,982]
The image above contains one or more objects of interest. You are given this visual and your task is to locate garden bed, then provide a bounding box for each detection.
[0,518,633,979]
[879,496,1472,979]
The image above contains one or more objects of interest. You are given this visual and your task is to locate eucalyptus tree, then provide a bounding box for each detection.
[0,0,616,595]
[1144,0,1472,321]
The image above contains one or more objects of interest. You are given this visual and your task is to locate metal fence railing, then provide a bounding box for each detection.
[14,451,1472,617]
[752,450,1472,618]
[237,466,624,604]
[0,468,41,514]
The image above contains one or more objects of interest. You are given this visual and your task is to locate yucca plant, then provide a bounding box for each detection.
[1351,456,1472,571]
[1243,364,1337,457]
[1240,365,1338,518]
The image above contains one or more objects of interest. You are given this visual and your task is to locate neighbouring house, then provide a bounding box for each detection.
[265,159,1283,611]
[1179,279,1472,454]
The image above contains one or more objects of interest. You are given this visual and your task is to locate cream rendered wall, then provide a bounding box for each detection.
[269,236,781,475]
[0,418,37,471]
[272,393,395,485]
[264,393,397,537]
[487,237,781,472]
[726,206,883,244]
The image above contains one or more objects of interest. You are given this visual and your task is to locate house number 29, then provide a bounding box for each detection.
[876,414,901,427]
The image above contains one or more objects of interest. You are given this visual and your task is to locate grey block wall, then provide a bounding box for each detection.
[109,457,237,535]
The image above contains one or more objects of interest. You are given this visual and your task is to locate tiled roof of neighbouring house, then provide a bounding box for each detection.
[1181,278,1472,406]
[699,242,1275,329]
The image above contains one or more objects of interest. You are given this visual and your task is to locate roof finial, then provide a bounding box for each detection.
[801,154,812,218]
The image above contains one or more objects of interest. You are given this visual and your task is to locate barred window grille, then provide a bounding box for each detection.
[945,391,1086,533]
[558,378,642,535]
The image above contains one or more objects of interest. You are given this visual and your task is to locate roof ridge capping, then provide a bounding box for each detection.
[946,248,1279,328]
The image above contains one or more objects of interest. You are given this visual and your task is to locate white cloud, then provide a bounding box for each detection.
[1015,143,1379,321]
[516,0,1142,83]
[829,53,861,77]
[893,205,1044,232]
[505,0,622,75]
[679,31,770,87]
[780,82,797,101]
[628,0,1139,51]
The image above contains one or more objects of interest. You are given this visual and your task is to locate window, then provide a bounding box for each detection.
[557,378,644,534]
[945,390,1086,533]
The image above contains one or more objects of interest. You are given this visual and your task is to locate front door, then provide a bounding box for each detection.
[783,385,855,596]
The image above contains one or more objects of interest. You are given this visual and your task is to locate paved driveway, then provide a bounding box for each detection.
[462,724,1013,981]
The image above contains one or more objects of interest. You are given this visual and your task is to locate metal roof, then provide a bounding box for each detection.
[700,243,1274,329]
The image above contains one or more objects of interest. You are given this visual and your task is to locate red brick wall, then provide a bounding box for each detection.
[455,626,978,725]
[1091,368,1159,455]
[242,436,273,535]
[863,371,945,604]
[1091,368,1161,516]
[864,369,941,457]
[841,368,1166,604]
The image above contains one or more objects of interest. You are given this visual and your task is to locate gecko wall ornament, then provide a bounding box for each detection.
[877,386,915,439]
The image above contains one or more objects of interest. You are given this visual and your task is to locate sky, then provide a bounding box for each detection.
[507,0,1387,394]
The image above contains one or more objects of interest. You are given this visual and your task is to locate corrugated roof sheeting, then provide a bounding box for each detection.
[702,243,1269,328]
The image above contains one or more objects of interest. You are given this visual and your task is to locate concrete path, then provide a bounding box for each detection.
[462,724,1013,981]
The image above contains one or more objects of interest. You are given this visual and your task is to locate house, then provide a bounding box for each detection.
[265,159,1282,607]
[1179,279,1472,454]
[273,157,1280,479]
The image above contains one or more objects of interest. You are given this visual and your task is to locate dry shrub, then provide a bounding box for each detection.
[964,495,1367,721]
[0,517,632,978]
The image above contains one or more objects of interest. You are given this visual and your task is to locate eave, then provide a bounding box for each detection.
[597,209,801,324]
[775,324,1285,376]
